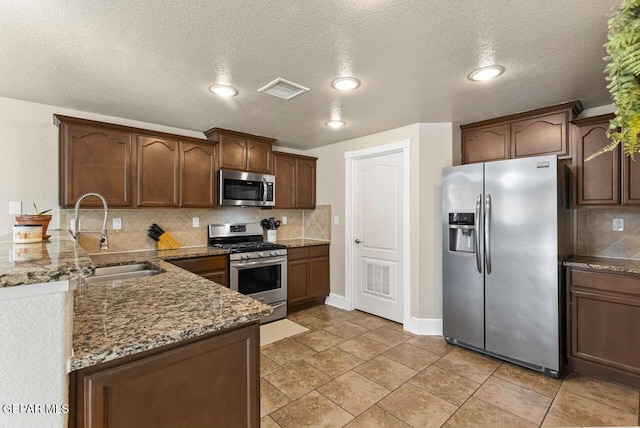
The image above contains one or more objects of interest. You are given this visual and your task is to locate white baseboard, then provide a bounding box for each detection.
[403,317,443,335]
[324,293,350,310]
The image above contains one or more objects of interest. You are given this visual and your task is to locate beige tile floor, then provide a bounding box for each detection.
[260,305,640,428]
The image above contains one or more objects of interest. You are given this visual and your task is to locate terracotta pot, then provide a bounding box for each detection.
[15,214,52,240]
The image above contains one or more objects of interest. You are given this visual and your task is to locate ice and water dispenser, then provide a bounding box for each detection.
[448,213,476,253]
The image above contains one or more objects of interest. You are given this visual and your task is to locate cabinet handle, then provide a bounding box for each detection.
[354,239,361,244]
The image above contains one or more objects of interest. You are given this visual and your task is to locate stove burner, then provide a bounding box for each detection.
[211,241,287,253]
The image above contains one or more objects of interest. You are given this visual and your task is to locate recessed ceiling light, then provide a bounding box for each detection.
[325,120,346,128]
[209,84,238,97]
[468,66,505,81]
[331,77,361,91]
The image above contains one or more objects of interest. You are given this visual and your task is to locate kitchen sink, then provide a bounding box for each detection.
[84,262,163,284]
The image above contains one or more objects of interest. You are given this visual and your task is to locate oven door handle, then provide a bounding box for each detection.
[231,257,287,269]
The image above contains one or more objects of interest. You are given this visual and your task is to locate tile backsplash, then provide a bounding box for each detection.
[577,206,640,259]
[60,205,331,253]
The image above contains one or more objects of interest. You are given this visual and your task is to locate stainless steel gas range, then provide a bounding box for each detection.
[208,223,287,324]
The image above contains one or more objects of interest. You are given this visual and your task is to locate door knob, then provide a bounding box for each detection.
[354,239,361,244]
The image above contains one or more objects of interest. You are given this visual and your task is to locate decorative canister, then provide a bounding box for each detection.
[13,224,43,243]
[266,230,277,243]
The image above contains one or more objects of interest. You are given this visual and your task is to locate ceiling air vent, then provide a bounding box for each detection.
[257,78,310,100]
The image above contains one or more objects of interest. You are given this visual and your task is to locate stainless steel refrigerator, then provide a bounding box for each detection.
[442,154,571,377]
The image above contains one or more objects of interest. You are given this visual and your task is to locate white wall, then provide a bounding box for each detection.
[307,123,454,320]
[0,288,73,428]
[0,96,204,236]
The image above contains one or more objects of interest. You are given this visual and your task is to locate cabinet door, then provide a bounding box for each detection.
[136,135,180,207]
[622,155,640,205]
[60,123,132,207]
[288,259,310,306]
[511,112,569,158]
[577,122,620,205]
[309,253,329,299]
[570,289,640,376]
[74,324,259,428]
[462,124,510,164]
[274,154,297,208]
[296,158,316,209]
[181,142,217,207]
[246,139,272,174]
[219,134,247,171]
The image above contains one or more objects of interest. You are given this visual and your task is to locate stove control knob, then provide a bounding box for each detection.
[241,254,249,260]
[259,252,265,257]
[270,251,277,256]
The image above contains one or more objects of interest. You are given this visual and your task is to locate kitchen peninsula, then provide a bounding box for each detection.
[0,230,272,428]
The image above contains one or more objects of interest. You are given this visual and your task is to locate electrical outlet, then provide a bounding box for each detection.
[192,217,200,227]
[333,216,340,226]
[613,218,624,231]
[282,216,287,225]
[9,201,21,215]
[112,218,122,230]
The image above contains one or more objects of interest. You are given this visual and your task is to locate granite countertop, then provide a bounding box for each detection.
[0,229,94,288]
[277,238,331,248]
[564,255,640,276]
[71,259,272,371]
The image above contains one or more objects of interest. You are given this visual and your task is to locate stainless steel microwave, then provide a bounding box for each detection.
[218,170,276,207]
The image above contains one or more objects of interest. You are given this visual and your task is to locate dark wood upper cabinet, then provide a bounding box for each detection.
[218,133,247,170]
[460,102,582,165]
[57,117,132,208]
[295,158,317,209]
[135,135,180,207]
[56,115,226,209]
[246,139,273,174]
[180,142,217,207]
[461,124,510,164]
[204,128,275,173]
[574,115,620,205]
[273,153,296,208]
[511,112,569,158]
[623,153,640,205]
[272,152,317,209]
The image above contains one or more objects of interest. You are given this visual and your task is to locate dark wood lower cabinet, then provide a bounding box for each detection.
[567,269,640,388]
[167,255,228,286]
[69,323,260,428]
[288,245,330,308]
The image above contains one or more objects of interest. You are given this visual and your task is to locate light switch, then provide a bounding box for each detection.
[282,216,287,225]
[333,216,340,226]
[9,201,21,215]
[192,217,200,227]
[112,218,122,230]
[613,218,624,231]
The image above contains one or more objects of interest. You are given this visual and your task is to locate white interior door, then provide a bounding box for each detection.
[352,151,404,322]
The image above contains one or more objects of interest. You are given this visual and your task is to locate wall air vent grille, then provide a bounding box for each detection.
[257,78,310,100]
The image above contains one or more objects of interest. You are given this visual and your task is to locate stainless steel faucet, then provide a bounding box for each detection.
[72,192,109,250]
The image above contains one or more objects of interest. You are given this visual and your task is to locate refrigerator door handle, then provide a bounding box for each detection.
[475,193,482,273]
[485,193,492,274]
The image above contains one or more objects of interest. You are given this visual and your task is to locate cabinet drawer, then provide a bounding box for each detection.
[309,245,329,258]
[169,255,227,274]
[570,269,640,296]
[287,247,310,261]
[570,289,640,375]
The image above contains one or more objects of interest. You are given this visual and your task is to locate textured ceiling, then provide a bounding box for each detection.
[0,0,620,149]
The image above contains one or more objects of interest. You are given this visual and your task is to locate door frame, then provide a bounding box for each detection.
[344,139,411,326]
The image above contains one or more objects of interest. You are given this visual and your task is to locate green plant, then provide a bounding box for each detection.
[589,0,640,159]
[33,203,51,215]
